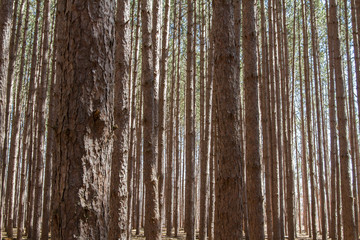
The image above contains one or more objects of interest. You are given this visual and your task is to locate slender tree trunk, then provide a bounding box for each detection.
[41,11,57,240]
[32,0,50,237]
[152,0,163,229]
[185,0,195,239]
[158,0,171,235]
[309,1,327,239]
[199,0,209,238]
[15,3,30,238]
[0,4,14,235]
[141,0,161,239]
[2,0,23,236]
[329,0,356,238]
[301,1,317,238]
[109,0,131,239]
[243,0,265,239]
[260,0,272,239]
[174,1,182,236]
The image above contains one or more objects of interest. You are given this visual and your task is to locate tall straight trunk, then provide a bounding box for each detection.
[309,1,327,239]
[213,0,241,238]
[329,0,356,238]
[344,0,359,237]
[243,0,265,239]
[199,0,209,238]
[298,18,310,235]
[260,0,272,239]
[213,3,244,238]
[301,0,317,238]
[174,1,182,236]
[51,0,115,238]
[15,3,30,239]
[129,1,141,235]
[41,11,57,240]
[3,1,23,230]
[109,0,131,239]
[11,0,40,238]
[135,84,143,235]
[207,6,215,239]
[185,0,195,239]
[273,2,284,237]
[33,0,50,237]
[3,0,23,236]
[280,0,295,238]
[141,0,161,239]
[0,6,14,235]
[324,0,338,238]
[152,0,163,228]
[350,0,360,227]
[158,0,171,235]
[126,1,138,236]
[269,0,281,238]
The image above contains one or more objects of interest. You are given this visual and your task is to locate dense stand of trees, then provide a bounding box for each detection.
[1,0,360,239]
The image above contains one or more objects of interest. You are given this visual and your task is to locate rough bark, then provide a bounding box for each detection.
[243,0,265,239]
[158,0,171,235]
[260,0,273,239]
[51,0,115,239]
[152,0,163,228]
[109,0,131,239]
[141,0,161,239]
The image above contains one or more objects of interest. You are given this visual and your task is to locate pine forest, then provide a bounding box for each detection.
[0,0,359,239]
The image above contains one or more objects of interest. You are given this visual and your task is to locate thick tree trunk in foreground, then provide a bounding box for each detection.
[213,0,243,239]
[51,1,115,239]
[109,0,131,239]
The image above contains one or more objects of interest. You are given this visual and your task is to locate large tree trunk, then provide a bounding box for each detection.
[141,0,161,239]
[51,1,115,238]
[109,0,131,239]
[212,0,243,239]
